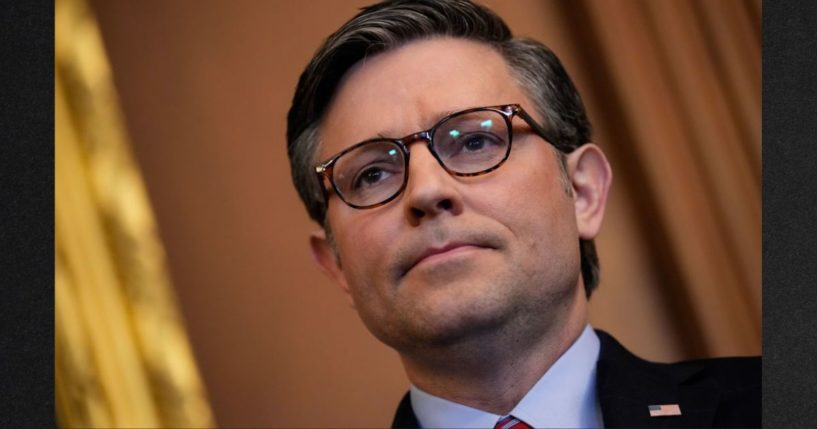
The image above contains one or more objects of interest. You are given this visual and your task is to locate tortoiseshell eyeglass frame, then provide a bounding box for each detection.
[314,103,571,210]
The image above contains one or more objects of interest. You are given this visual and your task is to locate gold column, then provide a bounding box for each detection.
[55,0,215,426]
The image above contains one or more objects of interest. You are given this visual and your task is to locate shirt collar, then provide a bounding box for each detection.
[410,325,602,428]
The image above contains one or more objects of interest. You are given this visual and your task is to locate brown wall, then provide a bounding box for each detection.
[90,1,760,427]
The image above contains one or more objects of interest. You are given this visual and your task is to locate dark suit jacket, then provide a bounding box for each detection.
[391,330,760,428]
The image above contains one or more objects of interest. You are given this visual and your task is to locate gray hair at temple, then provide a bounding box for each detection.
[286,0,601,296]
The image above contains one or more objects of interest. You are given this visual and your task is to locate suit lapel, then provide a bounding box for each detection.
[391,392,420,429]
[595,330,721,428]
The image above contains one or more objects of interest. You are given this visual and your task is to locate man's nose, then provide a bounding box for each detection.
[402,143,464,224]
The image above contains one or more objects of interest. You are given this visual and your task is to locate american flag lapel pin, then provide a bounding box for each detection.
[648,404,682,417]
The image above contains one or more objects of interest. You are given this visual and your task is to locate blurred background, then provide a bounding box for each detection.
[56,0,760,427]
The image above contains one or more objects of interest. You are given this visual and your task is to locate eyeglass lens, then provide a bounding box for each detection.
[331,109,510,207]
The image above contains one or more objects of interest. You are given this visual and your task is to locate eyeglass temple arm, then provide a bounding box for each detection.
[513,107,575,153]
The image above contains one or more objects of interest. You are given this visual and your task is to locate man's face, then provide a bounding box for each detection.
[316,38,587,352]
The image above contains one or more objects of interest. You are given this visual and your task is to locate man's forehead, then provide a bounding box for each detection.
[320,38,527,152]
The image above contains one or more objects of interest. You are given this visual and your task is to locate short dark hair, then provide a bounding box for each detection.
[286,0,601,296]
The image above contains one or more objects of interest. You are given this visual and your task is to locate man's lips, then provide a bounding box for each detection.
[392,229,504,279]
[404,242,488,274]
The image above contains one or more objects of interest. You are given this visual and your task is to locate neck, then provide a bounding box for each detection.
[400,286,588,415]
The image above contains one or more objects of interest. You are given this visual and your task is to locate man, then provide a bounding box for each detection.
[286,1,760,427]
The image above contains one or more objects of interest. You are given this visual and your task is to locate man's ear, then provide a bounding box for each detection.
[566,144,613,240]
[309,229,355,307]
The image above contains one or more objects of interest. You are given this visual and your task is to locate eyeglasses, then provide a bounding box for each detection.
[315,104,564,209]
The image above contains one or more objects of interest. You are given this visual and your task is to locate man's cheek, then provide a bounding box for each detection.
[340,238,386,283]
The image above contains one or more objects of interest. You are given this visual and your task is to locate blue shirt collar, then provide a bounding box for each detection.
[410,325,602,428]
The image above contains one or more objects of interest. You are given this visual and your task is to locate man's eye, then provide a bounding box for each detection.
[456,132,503,153]
[462,135,490,151]
[353,166,390,189]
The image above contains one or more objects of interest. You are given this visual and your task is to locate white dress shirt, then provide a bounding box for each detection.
[410,324,603,428]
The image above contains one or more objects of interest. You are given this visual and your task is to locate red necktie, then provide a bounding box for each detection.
[494,415,533,429]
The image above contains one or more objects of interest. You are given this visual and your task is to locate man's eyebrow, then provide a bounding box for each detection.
[364,108,462,141]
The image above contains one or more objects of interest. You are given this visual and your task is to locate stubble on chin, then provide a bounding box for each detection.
[370,253,581,363]
[375,263,527,352]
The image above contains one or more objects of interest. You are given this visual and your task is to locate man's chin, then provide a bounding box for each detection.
[380,290,513,351]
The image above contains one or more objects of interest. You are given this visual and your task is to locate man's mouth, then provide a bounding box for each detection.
[403,242,490,275]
